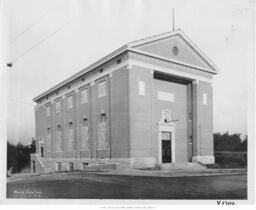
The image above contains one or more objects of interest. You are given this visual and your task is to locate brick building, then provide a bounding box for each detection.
[31,29,218,173]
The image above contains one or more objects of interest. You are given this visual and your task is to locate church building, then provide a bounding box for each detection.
[31,29,218,173]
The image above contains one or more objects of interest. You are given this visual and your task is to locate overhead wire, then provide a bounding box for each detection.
[11,15,78,63]
[8,12,49,46]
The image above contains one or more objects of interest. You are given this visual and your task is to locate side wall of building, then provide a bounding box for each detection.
[192,81,214,163]
[34,58,131,169]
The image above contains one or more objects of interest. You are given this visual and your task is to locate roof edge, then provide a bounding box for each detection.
[33,44,128,102]
[33,29,219,102]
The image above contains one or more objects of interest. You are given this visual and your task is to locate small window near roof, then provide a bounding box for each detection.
[98,81,106,98]
[81,89,88,104]
[56,101,61,113]
[67,95,73,109]
[116,59,121,64]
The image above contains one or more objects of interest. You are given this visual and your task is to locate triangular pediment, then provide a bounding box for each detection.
[127,30,218,72]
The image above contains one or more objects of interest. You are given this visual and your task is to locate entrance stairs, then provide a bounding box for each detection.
[30,154,52,173]
[160,162,206,170]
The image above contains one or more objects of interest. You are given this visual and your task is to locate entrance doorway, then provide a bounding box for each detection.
[161,132,172,163]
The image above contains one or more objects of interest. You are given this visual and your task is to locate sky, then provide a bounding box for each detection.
[0,0,254,145]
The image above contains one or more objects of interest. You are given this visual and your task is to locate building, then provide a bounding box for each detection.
[31,29,218,173]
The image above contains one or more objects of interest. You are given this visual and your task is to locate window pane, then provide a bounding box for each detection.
[56,101,61,113]
[81,89,88,103]
[138,81,145,96]
[68,123,73,151]
[82,119,89,150]
[98,114,107,149]
[67,96,73,108]
[98,81,106,98]
[56,126,62,151]
[203,93,207,105]
[46,106,51,116]
[47,128,51,152]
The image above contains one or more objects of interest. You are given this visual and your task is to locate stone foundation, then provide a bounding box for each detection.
[192,155,215,164]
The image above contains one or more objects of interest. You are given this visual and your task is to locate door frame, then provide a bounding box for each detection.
[158,122,175,164]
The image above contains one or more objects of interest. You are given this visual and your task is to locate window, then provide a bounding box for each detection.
[68,162,74,171]
[172,46,179,56]
[138,81,145,96]
[67,95,73,109]
[116,58,121,64]
[56,162,61,172]
[46,105,51,116]
[81,118,89,150]
[68,122,74,151]
[203,93,207,105]
[189,136,193,144]
[56,101,61,113]
[47,128,51,152]
[188,112,192,120]
[81,163,88,170]
[56,125,62,151]
[98,114,108,150]
[98,81,106,98]
[81,89,88,104]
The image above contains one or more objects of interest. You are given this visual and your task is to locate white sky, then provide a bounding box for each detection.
[0,0,254,144]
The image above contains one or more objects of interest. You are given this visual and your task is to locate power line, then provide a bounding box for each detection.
[8,12,49,46]
[12,16,78,63]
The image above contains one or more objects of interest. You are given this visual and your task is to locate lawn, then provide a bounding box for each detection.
[207,151,247,169]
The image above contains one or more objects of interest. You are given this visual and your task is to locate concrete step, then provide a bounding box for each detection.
[160,162,206,170]
[83,163,117,172]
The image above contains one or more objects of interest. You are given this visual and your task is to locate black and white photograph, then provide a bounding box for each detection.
[0,0,255,206]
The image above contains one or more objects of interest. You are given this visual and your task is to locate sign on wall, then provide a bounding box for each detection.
[157,91,174,102]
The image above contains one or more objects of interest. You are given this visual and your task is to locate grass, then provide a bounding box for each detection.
[207,151,247,169]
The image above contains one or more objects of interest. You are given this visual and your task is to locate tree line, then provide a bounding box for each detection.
[7,139,36,173]
[214,132,247,151]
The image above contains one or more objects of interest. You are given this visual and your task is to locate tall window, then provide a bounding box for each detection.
[46,105,51,117]
[56,125,62,151]
[138,81,145,96]
[203,93,207,105]
[56,101,61,113]
[81,118,89,150]
[47,128,51,152]
[67,95,73,109]
[68,122,74,151]
[98,81,106,98]
[98,114,108,149]
[81,89,88,104]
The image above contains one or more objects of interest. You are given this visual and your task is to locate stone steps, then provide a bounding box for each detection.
[160,162,206,170]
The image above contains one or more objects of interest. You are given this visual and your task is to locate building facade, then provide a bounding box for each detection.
[31,30,218,173]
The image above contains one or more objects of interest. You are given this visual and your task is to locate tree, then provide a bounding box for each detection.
[214,132,247,151]
[7,139,36,173]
